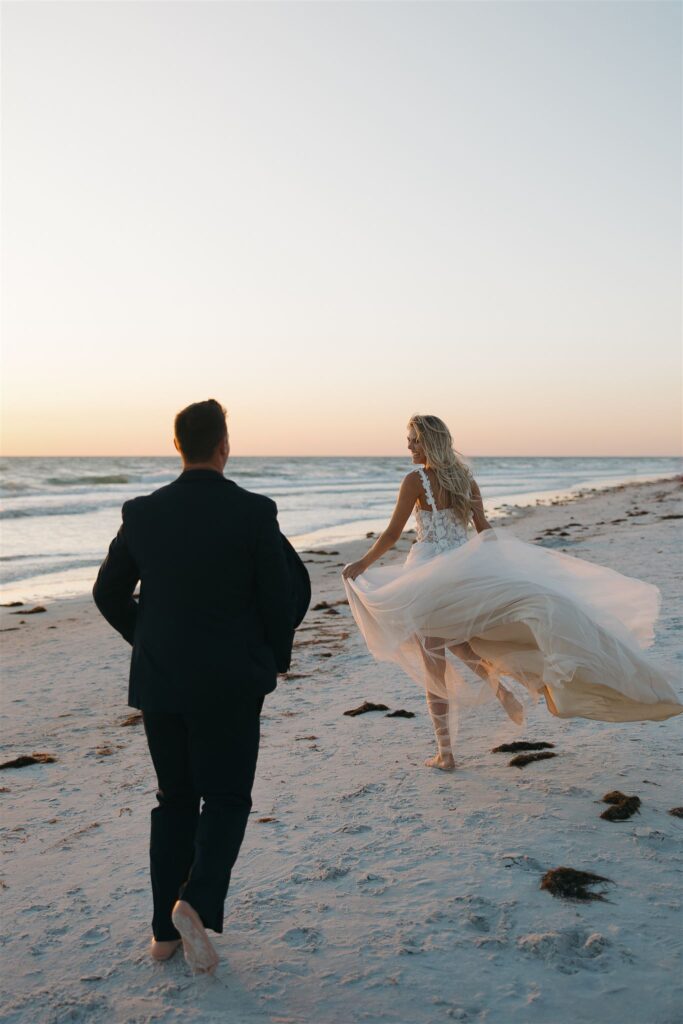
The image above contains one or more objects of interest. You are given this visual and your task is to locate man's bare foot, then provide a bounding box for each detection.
[150,938,181,962]
[171,900,219,974]
[424,752,456,771]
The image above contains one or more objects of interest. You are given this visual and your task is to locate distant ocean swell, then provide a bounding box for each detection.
[46,474,133,486]
[0,502,122,520]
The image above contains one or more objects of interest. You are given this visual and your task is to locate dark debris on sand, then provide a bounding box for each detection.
[541,867,614,902]
[0,752,56,770]
[120,713,143,727]
[492,741,555,753]
[9,605,46,615]
[601,798,641,821]
[509,751,557,768]
[602,790,629,803]
[312,599,349,611]
[600,791,641,821]
[668,807,683,818]
[344,701,390,717]
[385,709,415,718]
[0,601,24,607]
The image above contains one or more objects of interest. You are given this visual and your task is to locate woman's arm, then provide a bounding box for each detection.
[470,479,492,533]
[342,472,421,580]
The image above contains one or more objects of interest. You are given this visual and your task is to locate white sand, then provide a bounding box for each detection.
[1,478,682,1024]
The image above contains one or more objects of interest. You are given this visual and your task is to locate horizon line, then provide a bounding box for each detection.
[1,453,681,460]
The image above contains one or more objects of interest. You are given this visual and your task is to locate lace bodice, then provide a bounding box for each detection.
[413,466,469,554]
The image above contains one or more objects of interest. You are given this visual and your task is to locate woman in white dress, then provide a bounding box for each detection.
[342,415,682,771]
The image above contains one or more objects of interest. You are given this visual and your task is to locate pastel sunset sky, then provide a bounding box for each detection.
[1,1,680,457]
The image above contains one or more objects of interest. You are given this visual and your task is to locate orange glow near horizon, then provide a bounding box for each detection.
[2,388,680,458]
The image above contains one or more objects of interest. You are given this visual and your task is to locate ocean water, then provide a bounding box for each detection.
[0,456,679,602]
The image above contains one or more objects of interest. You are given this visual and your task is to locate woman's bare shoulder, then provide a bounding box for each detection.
[401,469,423,493]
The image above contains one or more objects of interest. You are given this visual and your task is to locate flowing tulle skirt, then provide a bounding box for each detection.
[343,528,682,724]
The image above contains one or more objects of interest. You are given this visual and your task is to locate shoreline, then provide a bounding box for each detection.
[1,474,682,1023]
[1,472,679,608]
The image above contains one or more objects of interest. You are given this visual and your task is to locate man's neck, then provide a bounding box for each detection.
[181,462,225,474]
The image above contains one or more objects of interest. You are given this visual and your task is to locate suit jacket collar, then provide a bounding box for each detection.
[177,469,229,483]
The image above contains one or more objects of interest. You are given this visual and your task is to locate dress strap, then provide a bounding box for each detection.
[416,465,438,513]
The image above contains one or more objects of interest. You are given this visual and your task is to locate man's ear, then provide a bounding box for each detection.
[173,437,181,454]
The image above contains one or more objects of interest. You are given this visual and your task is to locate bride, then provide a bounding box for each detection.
[342,414,682,771]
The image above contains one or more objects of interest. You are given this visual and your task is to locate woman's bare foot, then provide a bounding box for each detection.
[496,684,524,726]
[171,900,219,974]
[150,938,181,962]
[424,752,456,771]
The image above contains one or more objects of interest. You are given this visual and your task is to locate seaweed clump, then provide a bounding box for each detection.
[344,701,389,717]
[541,867,613,902]
[600,791,641,821]
[509,751,557,768]
[0,752,56,770]
[492,741,554,753]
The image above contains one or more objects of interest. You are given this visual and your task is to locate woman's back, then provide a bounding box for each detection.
[412,465,469,552]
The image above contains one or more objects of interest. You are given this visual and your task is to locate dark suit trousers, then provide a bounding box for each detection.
[142,695,264,941]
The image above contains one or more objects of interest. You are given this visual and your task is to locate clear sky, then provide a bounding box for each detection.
[1,1,681,457]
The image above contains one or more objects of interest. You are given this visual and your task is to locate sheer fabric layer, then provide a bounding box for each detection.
[344,527,682,724]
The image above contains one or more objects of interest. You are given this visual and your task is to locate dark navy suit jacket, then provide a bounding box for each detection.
[93,469,310,712]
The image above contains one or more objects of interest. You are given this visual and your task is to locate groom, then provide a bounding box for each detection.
[93,399,310,971]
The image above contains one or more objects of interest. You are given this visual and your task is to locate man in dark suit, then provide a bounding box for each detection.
[93,399,310,972]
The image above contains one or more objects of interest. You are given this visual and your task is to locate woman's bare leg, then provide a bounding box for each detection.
[447,641,491,682]
[448,642,523,724]
[424,691,455,770]
[419,637,455,770]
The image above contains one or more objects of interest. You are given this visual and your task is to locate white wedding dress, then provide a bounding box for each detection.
[344,466,682,730]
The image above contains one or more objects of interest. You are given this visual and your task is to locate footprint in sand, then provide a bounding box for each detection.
[289,860,349,885]
[339,782,385,801]
[81,925,111,946]
[454,895,506,936]
[501,853,544,873]
[19,903,52,916]
[280,926,323,951]
[516,928,618,974]
[357,872,391,896]
[464,912,491,933]
[632,827,676,854]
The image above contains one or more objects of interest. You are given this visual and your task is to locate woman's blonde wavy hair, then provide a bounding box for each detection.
[408,414,473,527]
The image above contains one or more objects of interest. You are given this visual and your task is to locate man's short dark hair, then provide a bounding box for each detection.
[174,399,227,463]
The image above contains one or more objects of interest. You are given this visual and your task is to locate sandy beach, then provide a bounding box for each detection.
[1,477,682,1024]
